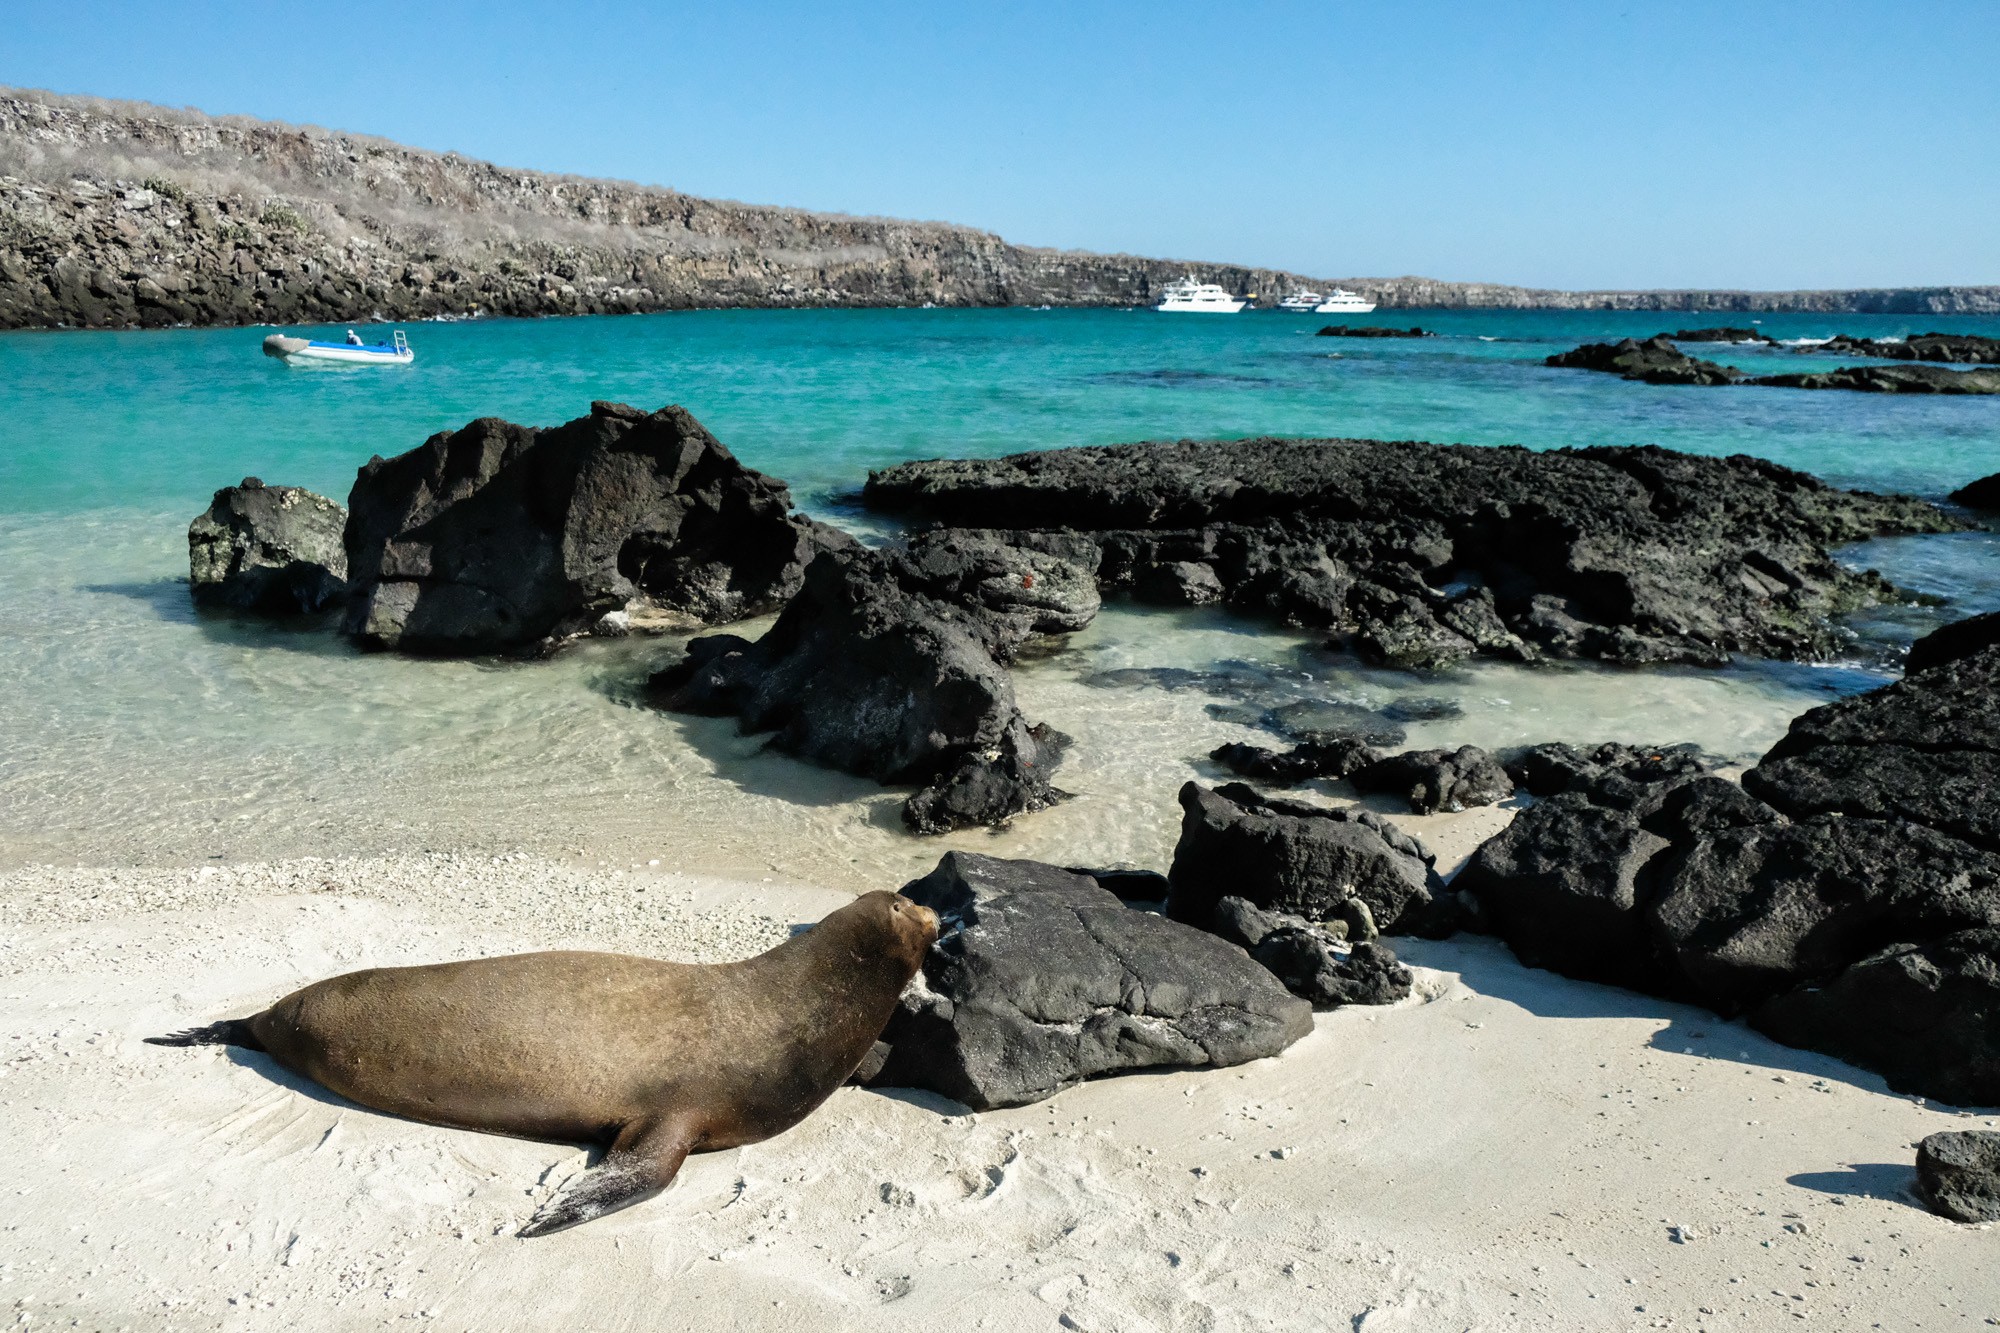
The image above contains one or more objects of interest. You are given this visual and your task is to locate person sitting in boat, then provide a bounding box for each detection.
[345,329,363,346]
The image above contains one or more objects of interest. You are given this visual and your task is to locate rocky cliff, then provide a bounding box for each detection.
[4,88,1995,329]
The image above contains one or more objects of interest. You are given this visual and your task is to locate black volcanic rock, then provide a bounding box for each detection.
[652,540,1088,833]
[1167,781,1456,937]
[1210,736,1381,785]
[1949,473,2000,511]
[1915,1130,2000,1223]
[1906,610,2000,676]
[1545,335,1747,386]
[1351,745,1514,814]
[865,854,1313,1109]
[1662,327,1776,344]
[862,438,1954,668]
[1751,364,2000,394]
[187,478,349,615]
[341,402,838,653]
[1458,623,2000,1104]
[1817,332,2000,365]
[1316,325,1434,338]
[1757,932,2000,1113]
[1207,896,1412,1007]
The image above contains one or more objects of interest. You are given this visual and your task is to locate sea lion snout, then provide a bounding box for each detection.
[900,898,940,939]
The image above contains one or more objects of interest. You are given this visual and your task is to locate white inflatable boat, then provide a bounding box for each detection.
[262,330,414,365]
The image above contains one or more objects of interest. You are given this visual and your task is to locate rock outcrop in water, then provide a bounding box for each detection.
[1817,332,2000,365]
[1752,363,2000,394]
[1661,327,1777,344]
[864,437,1957,668]
[1455,620,2000,1106]
[865,853,1313,1109]
[1549,337,2000,394]
[187,477,348,615]
[1545,336,1747,385]
[1315,325,1433,338]
[342,401,836,653]
[651,533,1094,833]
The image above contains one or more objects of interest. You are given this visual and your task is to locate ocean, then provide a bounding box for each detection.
[1,307,1995,882]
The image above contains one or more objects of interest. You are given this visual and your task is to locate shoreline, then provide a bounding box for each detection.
[5,847,1996,1330]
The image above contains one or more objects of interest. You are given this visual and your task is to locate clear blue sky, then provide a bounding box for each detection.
[8,1,1997,290]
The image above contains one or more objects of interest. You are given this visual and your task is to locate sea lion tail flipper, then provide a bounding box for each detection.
[516,1119,695,1239]
[144,1018,264,1050]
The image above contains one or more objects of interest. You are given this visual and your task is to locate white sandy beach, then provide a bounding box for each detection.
[5,830,1997,1333]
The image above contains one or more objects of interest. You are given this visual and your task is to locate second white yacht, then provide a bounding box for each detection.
[1154,278,1246,313]
[1277,290,1323,312]
[1312,288,1377,314]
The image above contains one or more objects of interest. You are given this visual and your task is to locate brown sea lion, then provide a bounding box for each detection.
[148,890,939,1236]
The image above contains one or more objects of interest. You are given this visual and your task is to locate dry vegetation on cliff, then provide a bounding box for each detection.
[2,87,1996,329]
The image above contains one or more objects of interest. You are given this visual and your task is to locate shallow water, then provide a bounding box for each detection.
[0,308,1994,877]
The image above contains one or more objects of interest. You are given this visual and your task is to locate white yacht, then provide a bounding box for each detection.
[1154,278,1246,313]
[1277,291,1323,312]
[1312,288,1377,314]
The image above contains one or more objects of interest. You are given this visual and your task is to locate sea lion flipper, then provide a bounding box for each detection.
[516,1119,695,1239]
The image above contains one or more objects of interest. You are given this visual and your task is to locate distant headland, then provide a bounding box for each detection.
[3,87,1995,330]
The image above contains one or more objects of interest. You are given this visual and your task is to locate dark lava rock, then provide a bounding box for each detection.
[1454,744,1751,994]
[1461,623,2000,1104]
[1316,325,1433,338]
[342,401,837,654]
[1818,332,2000,366]
[1210,896,1412,1008]
[1546,335,1747,386]
[1504,741,1715,802]
[1915,1130,2000,1223]
[862,437,1955,668]
[1758,932,2000,1112]
[187,478,349,615]
[1906,610,2000,676]
[1351,745,1514,814]
[1950,473,2000,511]
[865,853,1313,1109]
[652,540,1088,833]
[1649,816,2000,1013]
[1751,364,2000,394]
[1167,781,1456,938]
[1210,736,1380,785]
[1065,866,1171,901]
[1662,327,1776,344]
[1745,641,2000,856]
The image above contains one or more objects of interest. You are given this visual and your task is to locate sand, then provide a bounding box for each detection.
[5,837,1999,1333]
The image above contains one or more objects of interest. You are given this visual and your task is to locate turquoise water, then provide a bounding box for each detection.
[0,308,1995,875]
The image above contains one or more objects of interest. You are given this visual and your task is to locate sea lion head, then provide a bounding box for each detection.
[840,889,939,974]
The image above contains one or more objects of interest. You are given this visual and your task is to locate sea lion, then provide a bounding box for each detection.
[148,889,939,1236]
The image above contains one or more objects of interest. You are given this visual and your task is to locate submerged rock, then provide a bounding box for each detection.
[863,437,1954,668]
[1350,744,1513,814]
[652,541,1085,833]
[1167,781,1457,937]
[866,853,1313,1109]
[342,401,836,653]
[1916,1130,2000,1223]
[187,478,348,615]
